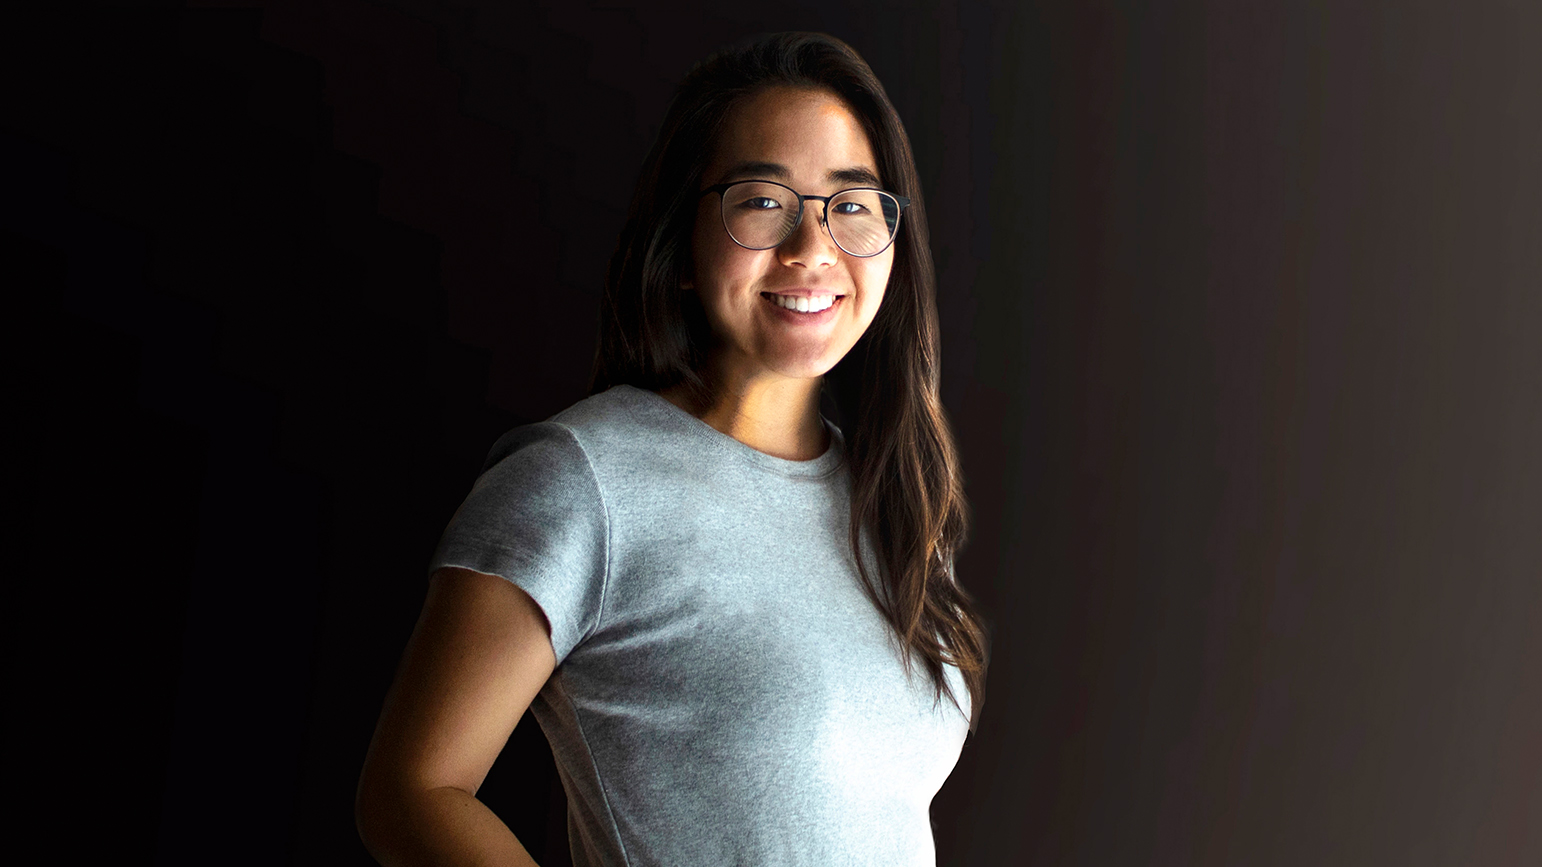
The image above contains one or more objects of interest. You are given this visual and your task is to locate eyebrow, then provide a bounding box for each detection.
[719,161,883,189]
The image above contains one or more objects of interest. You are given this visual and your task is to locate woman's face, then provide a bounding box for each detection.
[689,86,893,387]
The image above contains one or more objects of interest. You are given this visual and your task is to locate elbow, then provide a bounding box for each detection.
[354,782,379,851]
[355,763,403,861]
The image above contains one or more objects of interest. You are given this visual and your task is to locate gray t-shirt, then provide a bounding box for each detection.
[431,384,969,867]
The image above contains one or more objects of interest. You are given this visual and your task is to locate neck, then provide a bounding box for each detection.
[659,362,829,461]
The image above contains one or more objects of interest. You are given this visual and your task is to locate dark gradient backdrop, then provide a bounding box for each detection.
[7,1,1540,865]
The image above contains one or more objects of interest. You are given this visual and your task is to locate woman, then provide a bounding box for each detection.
[356,31,987,867]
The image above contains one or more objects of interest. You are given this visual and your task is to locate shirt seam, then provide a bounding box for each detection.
[543,421,614,641]
[546,420,633,866]
[549,675,634,867]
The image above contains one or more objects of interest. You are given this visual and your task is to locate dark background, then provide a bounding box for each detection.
[8,1,1540,864]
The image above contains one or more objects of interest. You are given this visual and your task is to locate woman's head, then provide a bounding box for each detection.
[687,85,893,391]
[593,31,936,408]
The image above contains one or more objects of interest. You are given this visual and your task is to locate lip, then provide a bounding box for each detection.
[759,288,846,299]
[760,291,844,324]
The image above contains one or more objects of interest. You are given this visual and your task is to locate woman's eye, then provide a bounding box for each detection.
[739,196,781,210]
[832,201,868,215]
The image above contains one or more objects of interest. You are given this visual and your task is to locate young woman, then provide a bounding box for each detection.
[357,31,987,867]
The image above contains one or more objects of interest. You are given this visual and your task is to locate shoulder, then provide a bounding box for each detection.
[543,384,677,458]
[471,384,690,506]
[479,386,652,471]
[520,384,708,486]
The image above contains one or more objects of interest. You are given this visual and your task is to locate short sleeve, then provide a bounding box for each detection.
[428,422,610,663]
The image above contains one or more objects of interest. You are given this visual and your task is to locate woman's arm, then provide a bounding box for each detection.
[356,567,559,867]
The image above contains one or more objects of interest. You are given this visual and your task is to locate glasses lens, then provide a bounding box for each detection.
[827,190,901,257]
[720,182,801,250]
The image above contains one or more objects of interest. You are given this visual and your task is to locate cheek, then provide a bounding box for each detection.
[855,256,893,319]
[691,211,747,292]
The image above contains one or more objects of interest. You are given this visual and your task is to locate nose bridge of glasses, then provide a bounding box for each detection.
[789,195,838,248]
[804,193,828,226]
[778,194,838,259]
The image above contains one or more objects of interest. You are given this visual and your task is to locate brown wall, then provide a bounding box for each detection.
[10,1,1539,864]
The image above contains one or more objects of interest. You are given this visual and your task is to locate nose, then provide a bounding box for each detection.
[777,202,840,268]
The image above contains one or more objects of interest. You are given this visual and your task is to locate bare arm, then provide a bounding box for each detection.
[356,567,559,867]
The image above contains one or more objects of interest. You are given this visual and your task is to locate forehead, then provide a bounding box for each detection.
[705,87,880,187]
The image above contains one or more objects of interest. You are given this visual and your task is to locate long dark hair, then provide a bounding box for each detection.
[591,32,987,726]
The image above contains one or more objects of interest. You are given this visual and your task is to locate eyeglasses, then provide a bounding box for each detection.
[700,180,910,258]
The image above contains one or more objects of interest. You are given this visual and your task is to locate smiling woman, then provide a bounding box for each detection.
[356,31,987,867]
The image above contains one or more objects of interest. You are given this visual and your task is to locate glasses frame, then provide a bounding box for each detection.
[700,180,911,259]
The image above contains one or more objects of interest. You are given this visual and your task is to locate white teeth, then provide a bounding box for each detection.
[769,294,836,313]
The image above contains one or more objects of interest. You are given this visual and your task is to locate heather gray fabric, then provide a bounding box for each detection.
[430,384,969,867]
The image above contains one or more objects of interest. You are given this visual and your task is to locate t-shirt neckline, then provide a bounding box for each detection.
[615,384,845,479]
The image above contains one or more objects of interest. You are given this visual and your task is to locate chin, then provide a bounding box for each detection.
[764,351,846,381]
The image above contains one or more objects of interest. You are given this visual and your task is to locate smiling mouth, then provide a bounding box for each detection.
[761,292,844,313]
